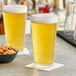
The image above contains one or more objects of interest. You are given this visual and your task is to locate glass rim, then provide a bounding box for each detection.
[3,4,27,13]
[31,13,58,24]
[31,13,57,17]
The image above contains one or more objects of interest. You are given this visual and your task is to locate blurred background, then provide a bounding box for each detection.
[0,0,76,37]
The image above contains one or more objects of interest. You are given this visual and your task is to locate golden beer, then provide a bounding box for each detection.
[31,14,58,65]
[3,5,27,50]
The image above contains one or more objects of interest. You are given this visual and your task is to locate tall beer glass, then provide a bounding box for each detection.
[3,5,27,50]
[31,13,58,65]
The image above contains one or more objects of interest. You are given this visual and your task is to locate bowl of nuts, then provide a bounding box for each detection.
[0,45,18,63]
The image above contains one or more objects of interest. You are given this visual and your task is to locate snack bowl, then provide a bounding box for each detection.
[0,45,18,63]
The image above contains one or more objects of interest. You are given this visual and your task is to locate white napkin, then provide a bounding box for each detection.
[25,63,64,71]
[18,48,30,55]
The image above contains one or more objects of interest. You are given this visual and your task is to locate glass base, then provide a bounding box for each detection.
[35,63,53,68]
[18,48,30,55]
[64,31,74,35]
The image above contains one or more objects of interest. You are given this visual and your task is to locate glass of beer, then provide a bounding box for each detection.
[3,5,27,50]
[31,13,58,66]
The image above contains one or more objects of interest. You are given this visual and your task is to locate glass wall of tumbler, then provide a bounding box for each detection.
[64,0,76,35]
[73,5,76,40]
[64,0,76,40]
[54,0,66,31]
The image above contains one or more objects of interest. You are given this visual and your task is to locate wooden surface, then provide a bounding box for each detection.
[0,35,76,76]
[0,20,5,35]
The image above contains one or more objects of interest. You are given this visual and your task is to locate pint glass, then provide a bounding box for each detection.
[31,13,58,65]
[3,5,27,50]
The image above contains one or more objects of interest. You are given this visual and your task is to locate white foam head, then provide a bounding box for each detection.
[3,5,27,13]
[31,13,58,24]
